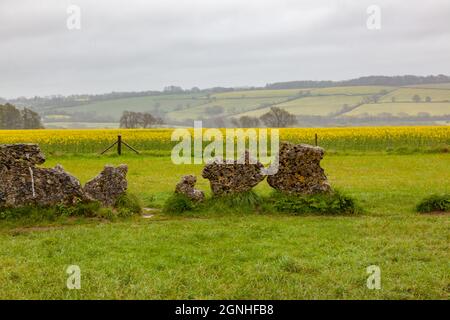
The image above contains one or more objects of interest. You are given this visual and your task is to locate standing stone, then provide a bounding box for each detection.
[267,142,332,194]
[201,151,265,196]
[83,165,128,206]
[175,175,205,202]
[0,144,85,207]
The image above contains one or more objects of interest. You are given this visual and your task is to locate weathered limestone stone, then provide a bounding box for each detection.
[175,175,205,202]
[267,141,332,194]
[0,144,85,207]
[0,144,45,167]
[83,165,128,206]
[201,151,265,196]
[0,144,131,208]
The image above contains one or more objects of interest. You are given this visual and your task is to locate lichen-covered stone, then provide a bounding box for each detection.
[201,151,265,196]
[267,142,332,194]
[1,144,131,208]
[0,144,45,167]
[175,175,205,202]
[0,144,84,207]
[83,165,128,206]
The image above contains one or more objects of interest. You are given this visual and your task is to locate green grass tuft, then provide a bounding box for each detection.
[205,191,263,213]
[163,191,264,215]
[114,193,142,217]
[271,190,360,215]
[162,190,360,216]
[416,194,450,213]
[163,193,195,214]
[0,193,142,223]
[0,199,101,223]
[56,200,102,217]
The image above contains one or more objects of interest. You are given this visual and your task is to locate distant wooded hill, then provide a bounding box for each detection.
[2,75,450,129]
[265,75,450,89]
[5,75,450,108]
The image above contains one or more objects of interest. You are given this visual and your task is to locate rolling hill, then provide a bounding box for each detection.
[13,81,450,128]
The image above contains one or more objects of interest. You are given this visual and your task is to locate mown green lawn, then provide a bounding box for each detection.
[0,153,449,299]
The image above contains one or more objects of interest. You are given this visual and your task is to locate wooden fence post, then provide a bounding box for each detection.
[100,135,139,155]
[118,135,122,155]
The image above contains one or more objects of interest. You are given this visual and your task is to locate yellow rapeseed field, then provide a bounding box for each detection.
[0,126,449,154]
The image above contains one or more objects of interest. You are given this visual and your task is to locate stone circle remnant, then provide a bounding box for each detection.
[0,144,85,207]
[0,144,129,208]
[267,141,332,195]
[201,151,265,196]
[83,164,128,206]
[175,175,205,202]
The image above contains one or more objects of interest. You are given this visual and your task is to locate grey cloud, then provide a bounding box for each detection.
[0,0,449,98]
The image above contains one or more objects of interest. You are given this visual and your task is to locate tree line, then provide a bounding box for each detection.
[0,103,43,129]
[231,107,297,128]
[119,111,164,128]
[266,75,450,89]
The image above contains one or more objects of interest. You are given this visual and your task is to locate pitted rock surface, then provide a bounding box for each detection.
[83,165,128,206]
[267,142,332,194]
[175,175,205,202]
[201,151,265,196]
[0,144,45,167]
[0,144,84,207]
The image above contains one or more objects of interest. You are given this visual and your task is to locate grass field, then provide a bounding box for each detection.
[409,83,450,89]
[44,93,209,120]
[344,102,450,117]
[381,88,450,103]
[45,122,120,129]
[0,152,449,299]
[211,89,303,99]
[238,95,366,117]
[308,86,394,95]
[167,97,287,120]
[0,127,449,299]
[32,84,450,126]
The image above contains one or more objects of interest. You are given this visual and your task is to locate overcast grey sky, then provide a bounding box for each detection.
[1,0,449,98]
